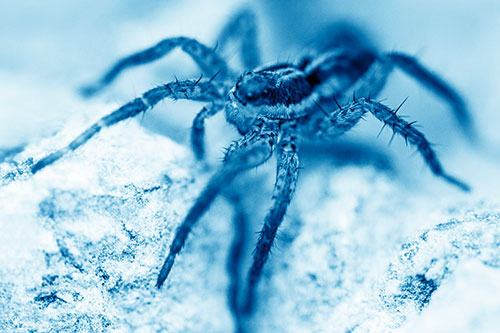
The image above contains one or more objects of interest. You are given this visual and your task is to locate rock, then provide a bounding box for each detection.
[1,108,499,332]
[0,118,234,332]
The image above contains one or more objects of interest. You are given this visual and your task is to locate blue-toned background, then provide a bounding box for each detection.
[1,1,500,332]
[1,0,499,188]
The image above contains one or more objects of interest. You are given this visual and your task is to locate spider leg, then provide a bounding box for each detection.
[355,98,470,191]
[386,52,475,139]
[80,37,231,97]
[216,7,260,70]
[0,145,24,163]
[343,56,393,100]
[223,188,248,333]
[243,126,300,314]
[156,118,278,288]
[31,79,222,174]
[191,102,224,160]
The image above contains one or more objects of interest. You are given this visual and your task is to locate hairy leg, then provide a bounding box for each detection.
[31,79,222,174]
[156,118,278,288]
[243,125,300,314]
[216,7,261,70]
[386,52,475,139]
[81,37,231,97]
[191,102,224,160]
[350,98,470,191]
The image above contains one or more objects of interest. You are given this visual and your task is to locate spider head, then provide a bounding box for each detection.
[226,69,312,134]
[234,71,274,107]
[225,71,276,134]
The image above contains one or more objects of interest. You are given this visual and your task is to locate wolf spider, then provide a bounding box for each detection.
[20,7,472,328]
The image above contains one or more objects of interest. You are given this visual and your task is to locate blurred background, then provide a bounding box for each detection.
[1,0,499,193]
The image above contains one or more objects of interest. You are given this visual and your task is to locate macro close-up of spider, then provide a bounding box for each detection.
[9,2,473,316]
[2,1,500,332]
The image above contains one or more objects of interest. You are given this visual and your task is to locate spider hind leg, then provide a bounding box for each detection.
[386,52,475,140]
[358,98,470,191]
[223,188,249,333]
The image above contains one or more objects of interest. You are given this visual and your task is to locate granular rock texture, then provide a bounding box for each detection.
[2,120,499,332]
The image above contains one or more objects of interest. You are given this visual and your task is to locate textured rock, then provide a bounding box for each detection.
[1,113,500,332]
[0,117,234,332]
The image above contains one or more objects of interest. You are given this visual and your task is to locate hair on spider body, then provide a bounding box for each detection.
[4,7,476,331]
[227,66,315,134]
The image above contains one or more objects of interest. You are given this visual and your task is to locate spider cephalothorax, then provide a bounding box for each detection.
[6,7,474,331]
[228,67,315,134]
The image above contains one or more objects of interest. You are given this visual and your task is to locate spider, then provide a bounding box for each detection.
[13,7,472,326]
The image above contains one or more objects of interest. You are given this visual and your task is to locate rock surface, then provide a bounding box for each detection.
[1,117,500,332]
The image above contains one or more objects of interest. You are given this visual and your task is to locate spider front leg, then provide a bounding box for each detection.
[156,119,278,288]
[356,98,470,191]
[31,79,222,174]
[191,102,224,160]
[243,126,300,314]
[81,37,231,97]
[386,52,475,139]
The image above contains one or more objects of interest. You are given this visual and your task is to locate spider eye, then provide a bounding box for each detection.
[246,92,258,101]
[262,89,269,97]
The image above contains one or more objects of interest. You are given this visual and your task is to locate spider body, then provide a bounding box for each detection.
[6,8,475,331]
[228,67,314,133]
[227,49,375,134]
